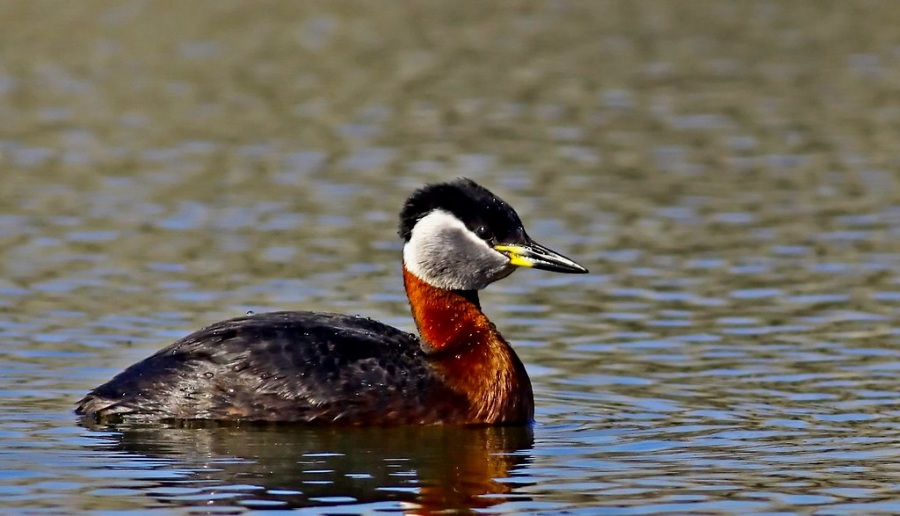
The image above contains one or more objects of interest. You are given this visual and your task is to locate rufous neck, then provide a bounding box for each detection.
[402,263,534,424]
[402,265,493,354]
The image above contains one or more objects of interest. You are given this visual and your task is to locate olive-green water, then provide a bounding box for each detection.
[3,1,900,513]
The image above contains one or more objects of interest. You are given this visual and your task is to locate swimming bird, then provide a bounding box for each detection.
[76,178,588,425]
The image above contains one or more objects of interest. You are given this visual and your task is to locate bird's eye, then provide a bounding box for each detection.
[475,225,493,241]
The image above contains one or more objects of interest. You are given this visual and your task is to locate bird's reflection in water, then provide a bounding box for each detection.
[82,421,534,513]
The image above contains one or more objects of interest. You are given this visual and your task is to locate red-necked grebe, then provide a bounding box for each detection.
[76,178,588,425]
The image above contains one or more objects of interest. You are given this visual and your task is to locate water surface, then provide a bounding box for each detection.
[3,1,900,513]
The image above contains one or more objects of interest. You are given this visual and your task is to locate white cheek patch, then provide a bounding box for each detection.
[403,210,511,290]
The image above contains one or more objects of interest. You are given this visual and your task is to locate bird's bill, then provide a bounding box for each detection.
[493,241,588,274]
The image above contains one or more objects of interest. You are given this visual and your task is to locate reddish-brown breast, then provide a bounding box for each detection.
[403,267,534,424]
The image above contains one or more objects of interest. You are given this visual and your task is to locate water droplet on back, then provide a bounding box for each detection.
[246,310,255,316]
